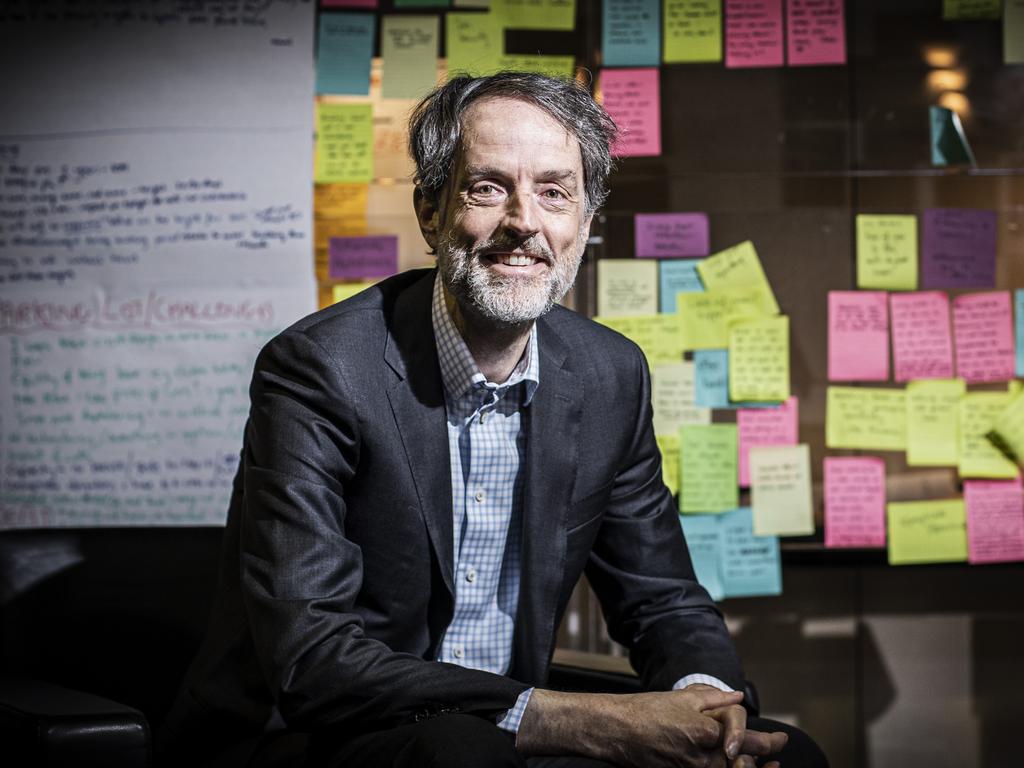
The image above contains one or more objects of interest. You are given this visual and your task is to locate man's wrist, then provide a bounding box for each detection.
[495,687,534,734]
[673,673,734,693]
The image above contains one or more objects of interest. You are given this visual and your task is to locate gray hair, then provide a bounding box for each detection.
[408,71,618,216]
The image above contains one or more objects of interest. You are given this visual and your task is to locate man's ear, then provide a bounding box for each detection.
[414,186,440,253]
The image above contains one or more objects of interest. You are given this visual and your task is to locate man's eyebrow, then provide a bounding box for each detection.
[461,166,580,185]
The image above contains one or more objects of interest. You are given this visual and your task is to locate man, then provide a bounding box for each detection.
[160,72,827,768]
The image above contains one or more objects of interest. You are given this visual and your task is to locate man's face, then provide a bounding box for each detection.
[421,96,593,327]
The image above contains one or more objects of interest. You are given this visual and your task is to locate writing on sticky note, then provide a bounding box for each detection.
[965,479,1024,564]
[824,457,886,548]
[720,507,782,598]
[497,54,576,77]
[786,0,845,66]
[887,499,967,565]
[942,0,1001,19]
[493,0,576,30]
[987,392,1024,468]
[959,392,1019,479]
[678,286,775,350]
[597,258,659,316]
[602,68,661,157]
[906,379,965,467]
[635,213,709,258]
[664,0,722,62]
[381,15,440,100]
[446,12,503,77]
[953,291,1016,384]
[315,103,373,183]
[890,291,954,382]
[694,349,729,408]
[697,241,779,315]
[729,316,789,403]
[826,386,906,451]
[679,514,725,600]
[750,444,814,537]
[1016,290,1024,377]
[653,362,710,436]
[603,0,660,67]
[317,13,375,95]
[594,315,684,364]
[1008,1,1024,64]
[922,208,997,289]
[657,435,681,495]
[315,183,369,223]
[725,0,783,69]
[738,397,798,486]
[659,259,704,314]
[828,291,889,381]
[856,214,917,291]
[328,235,399,279]
[680,423,738,514]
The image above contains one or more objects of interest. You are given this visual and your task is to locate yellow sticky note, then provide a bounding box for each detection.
[1010,380,1023,396]
[597,259,659,316]
[680,423,738,514]
[497,54,576,77]
[984,391,1024,468]
[887,499,968,565]
[594,315,685,365]
[492,0,576,30]
[446,12,503,77]
[826,386,907,451]
[749,444,815,537]
[315,103,373,183]
[677,286,775,350]
[728,315,789,403]
[652,362,711,437]
[906,379,966,466]
[959,392,1019,478]
[315,183,370,221]
[856,214,918,291]
[943,0,1001,19]
[664,0,722,63]
[332,281,378,304]
[697,241,779,315]
[657,434,681,496]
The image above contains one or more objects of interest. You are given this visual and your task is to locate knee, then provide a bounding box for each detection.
[403,714,525,768]
[761,722,829,768]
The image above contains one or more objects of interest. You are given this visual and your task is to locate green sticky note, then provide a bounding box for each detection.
[381,16,440,99]
[906,379,966,466]
[446,12,504,76]
[856,214,918,290]
[986,391,1024,465]
[597,258,659,316]
[594,315,685,365]
[749,444,814,537]
[315,103,373,183]
[826,386,907,451]
[492,0,576,30]
[657,434,681,496]
[677,286,775,350]
[664,0,722,63]
[930,106,976,166]
[1007,1,1024,64]
[497,54,576,77]
[697,240,779,315]
[652,362,710,437]
[959,392,1020,478]
[942,0,1001,19]
[888,499,968,565]
[728,315,789,403]
[680,423,738,514]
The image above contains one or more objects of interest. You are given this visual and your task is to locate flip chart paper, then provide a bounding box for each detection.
[659,260,704,314]
[679,514,725,600]
[635,213,710,258]
[725,0,783,69]
[315,103,373,183]
[856,215,918,291]
[750,444,814,537]
[887,499,968,565]
[652,362,711,436]
[953,291,1016,384]
[492,0,577,30]
[959,393,1020,479]
[824,457,886,548]
[1016,290,1024,377]
[930,106,976,166]
[678,286,775,350]
[597,259,659,316]
[328,235,399,279]
[381,15,440,100]
[890,291,954,382]
[316,13,374,95]
[658,435,681,495]
[729,316,790,403]
[987,392,1024,467]
[906,379,966,467]
[828,291,889,381]
[964,479,1024,564]
[1008,1,1024,64]
[786,0,846,66]
[680,424,738,514]
[603,0,660,66]
[602,68,662,157]
[446,12,503,77]
[497,54,575,77]
[921,208,997,290]
[738,397,798,487]
[332,281,378,304]
[720,507,782,598]
[694,349,730,407]
[942,0,1001,19]
[697,241,779,315]
[594,315,685,364]
[826,387,907,451]
[664,0,722,63]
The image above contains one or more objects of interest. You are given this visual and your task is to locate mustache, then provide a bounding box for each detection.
[471,235,554,264]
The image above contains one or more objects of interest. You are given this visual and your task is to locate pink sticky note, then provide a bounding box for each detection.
[602,68,661,158]
[824,457,886,548]
[737,396,798,487]
[634,213,709,258]
[828,291,889,381]
[965,478,1024,564]
[786,0,846,66]
[321,0,378,7]
[725,0,784,69]
[953,291,1016,384]
[328,235,399,279]
[890,291,954,382]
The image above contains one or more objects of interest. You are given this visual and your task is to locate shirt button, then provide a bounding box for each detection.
[475,489,485,503]
[466,568,477,583]
[453,645,464,659]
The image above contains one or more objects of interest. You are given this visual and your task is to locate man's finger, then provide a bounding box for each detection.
[683,686,744,712]
[730,755,757,768]
[704,704,747,759]
[739,729,788,757]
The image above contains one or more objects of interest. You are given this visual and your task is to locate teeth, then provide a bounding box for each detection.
[499,253,537,266]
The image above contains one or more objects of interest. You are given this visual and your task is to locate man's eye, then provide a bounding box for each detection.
[472,183,500,195]
[542,188,566,200]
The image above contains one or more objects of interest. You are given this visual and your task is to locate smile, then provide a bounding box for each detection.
[486,252,547,267]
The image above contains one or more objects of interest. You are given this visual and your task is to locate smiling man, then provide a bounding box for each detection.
[159,72,828,768]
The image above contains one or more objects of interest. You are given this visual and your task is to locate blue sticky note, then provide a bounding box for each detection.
[679,513,724,601]
[603,0,660,67]
[658,259,704,314]
[1016,289,1024,377]
[719,507,782,599]
[694,349,729,408]
[317,13,375,95]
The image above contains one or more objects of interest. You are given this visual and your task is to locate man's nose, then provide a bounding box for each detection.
[501,190,540,240]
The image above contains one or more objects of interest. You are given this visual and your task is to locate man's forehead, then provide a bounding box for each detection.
[460,97,578,150]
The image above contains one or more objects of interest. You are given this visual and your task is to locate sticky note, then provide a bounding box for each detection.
[315,183,370,222]
[906,379,965,467]
[496,54,576,77]
[697,241,779,316]
[653,362,710,437]
[856,214,918,291]
[664,0,723,63]
[602,68,662,157]
[987,391,1024,466]
[930,106,975,166]
[1017,289,1024,377]
[603,0,661,67]
[953,291,1016,384]
[446,12,503,77]
[659,259,704,314]
[824,457,886,548]
[381,15,440,100]
[889,291,954,382]
[826,386,906,451]
[678,286,776,350]
[729,316,789,403]
[942,0,1001,19]
[887,499,967,565]
[738,397,798,487]
[680,424,738,514]
[749,444,814,537]
[921,208,997,290]
[828,291,889,381]
[635,213,710,258]
[597,258,659,316]
[332,281,378,304]
[679,514,725,600]
[1008,0,1024,64]
[594,315,685,364]
[725,0,783,69]
[315,103,373,183]
[658,435,681,495]
[316,13,375,95]
[786,0,846,66]
[719,507,782,598]
[694,349,729,408]
[396,0,451,6]
[329,235,399,279]
[322,0,377,6]
[492,0,576,30]
[964,479,1024,564]
[959,392,1019,479]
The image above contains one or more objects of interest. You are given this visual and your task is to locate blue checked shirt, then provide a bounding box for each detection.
[430,274,730,735]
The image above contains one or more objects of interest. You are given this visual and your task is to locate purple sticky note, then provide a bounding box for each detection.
[922,208,997,289]
[635,213,709,258]
[329,235,399,279]
[602,68,661,158]
[786,0,846,66]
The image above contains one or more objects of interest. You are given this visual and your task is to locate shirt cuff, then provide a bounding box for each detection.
[495,687,534,733]
[673,673,734,692]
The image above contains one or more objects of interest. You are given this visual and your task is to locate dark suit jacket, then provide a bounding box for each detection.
[160,268,743,765]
